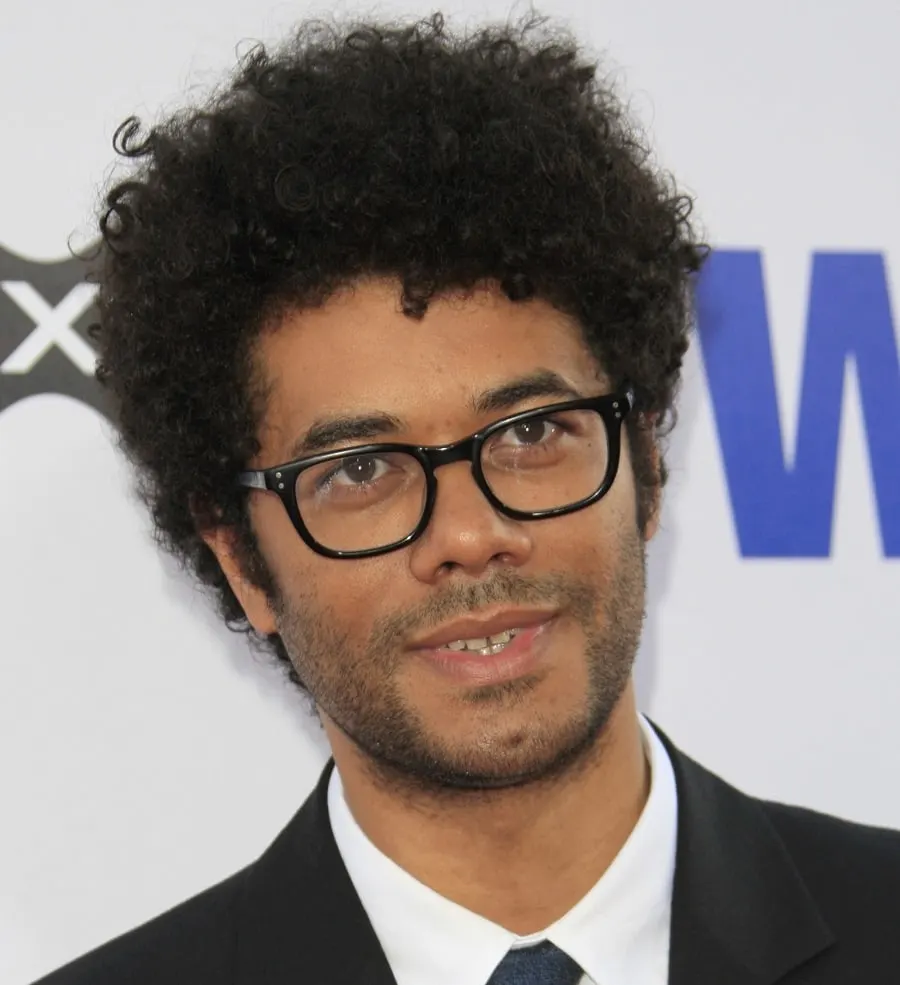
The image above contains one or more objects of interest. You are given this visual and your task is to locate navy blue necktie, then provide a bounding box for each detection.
[486,940,583,984]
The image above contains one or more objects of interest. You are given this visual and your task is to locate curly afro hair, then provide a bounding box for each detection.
[95,13,706,687]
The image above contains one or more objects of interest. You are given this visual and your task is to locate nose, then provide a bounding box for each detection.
[407,461,533,583]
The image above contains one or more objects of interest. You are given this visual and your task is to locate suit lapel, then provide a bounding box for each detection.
[658,730,835,984]
[234,760,397,985]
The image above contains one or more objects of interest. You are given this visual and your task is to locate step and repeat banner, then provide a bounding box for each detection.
[2,0,898,980]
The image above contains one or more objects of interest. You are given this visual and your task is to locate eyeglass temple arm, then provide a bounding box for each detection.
[237,471,267,490]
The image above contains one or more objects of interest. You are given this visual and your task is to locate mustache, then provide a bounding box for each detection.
[369,569,599,652]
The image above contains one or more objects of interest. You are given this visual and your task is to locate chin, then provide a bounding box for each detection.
[414,713,603,791]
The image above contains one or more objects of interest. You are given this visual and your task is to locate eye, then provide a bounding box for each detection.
[506,418,557,445]
[323,454,388,488]
[302,451,424,506]
[496,417,561,448]
[483,411,582,471]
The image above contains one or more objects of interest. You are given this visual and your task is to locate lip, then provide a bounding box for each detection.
[408,607,557,651]
[416,619,553,687]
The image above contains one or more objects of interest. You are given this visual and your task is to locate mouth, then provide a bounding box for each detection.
[412,615,556,687]
[408,607,557,652]
[438,626,523,657]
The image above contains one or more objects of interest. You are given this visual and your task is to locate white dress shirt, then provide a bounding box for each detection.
[327,715,679,985]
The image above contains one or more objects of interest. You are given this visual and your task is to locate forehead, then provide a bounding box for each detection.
[256,278,603,442]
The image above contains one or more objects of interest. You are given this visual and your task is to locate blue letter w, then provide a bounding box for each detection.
[697,250,900,558]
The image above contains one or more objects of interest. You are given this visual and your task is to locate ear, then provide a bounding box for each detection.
[200,525,279,636]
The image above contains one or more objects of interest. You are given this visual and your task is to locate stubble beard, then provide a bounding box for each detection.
[273,531,647,797]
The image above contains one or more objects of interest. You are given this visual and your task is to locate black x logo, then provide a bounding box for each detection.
[0,245,108,417]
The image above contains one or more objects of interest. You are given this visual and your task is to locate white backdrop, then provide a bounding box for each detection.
[2,1,898,981]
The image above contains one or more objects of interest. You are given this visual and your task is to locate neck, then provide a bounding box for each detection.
[323,683,650,935]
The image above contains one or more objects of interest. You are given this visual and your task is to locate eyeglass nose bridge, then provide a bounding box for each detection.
[422,435,482,472]
[415,434,509,532]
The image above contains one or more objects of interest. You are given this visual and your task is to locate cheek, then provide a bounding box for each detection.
[276,548,404,650]
[539,486,635,564]
[251,488,419,645]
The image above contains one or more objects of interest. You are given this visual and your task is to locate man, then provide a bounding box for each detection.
[37,12,900,985]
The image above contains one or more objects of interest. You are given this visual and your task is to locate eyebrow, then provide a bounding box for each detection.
[471,369,583,416]
[287,369,585,459]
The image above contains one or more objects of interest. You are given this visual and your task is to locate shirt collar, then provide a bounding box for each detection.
[327,715,678,985]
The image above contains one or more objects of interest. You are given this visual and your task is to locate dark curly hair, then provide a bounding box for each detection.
[94,13,705,687]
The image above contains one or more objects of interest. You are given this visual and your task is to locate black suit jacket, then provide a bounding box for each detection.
[34,728,900,984]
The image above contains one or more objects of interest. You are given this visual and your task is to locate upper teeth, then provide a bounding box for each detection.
[443,629,519,651]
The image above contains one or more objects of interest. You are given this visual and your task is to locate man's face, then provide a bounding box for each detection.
[227,279,653,792]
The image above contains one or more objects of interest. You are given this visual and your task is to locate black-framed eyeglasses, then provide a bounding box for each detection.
[236,386,635,559]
